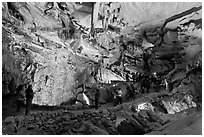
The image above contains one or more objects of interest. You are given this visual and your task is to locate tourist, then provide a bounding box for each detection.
[130,84,135,99]
[114,88,123,106]
[25,85,34,115]
[126,84,134,100]
[94,89,100,110]
[117,88,123,105]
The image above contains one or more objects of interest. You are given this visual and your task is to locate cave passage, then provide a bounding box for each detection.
[2,2,202,135]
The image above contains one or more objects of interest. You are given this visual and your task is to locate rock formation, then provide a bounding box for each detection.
[2,2,202,109]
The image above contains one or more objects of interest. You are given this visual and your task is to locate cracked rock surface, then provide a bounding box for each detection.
[2,2,202,135]
[2,93,201,135]
[2,2,202,105]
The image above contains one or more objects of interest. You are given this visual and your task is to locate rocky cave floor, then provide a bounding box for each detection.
[2,91,202,135]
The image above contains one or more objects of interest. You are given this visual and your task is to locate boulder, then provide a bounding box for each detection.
[117,119,145,135]
[135,102,155,113]
[4,116,15,124]
[161,94,197,114]
[2,123,17,135]
[77,93,91,105]
[71,121,109,135]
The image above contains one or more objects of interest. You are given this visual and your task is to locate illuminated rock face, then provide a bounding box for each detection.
[32,51,77,105]
[2,2,80,105]
[119,2,201,27]
[2,2,202,105]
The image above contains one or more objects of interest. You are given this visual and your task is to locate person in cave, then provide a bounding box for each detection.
[91,61,101,81]
[164,78,169,92]
[30,63,38,82]
[144,75,150,93]
[143,52,150,71]
[154,74,161,92]
[114,88,123,106]
[25,85,34,115]
[127,84,135,101]
[94,89,100,110]
[130,84,135,99]
[16,84,25,112]
[140,74,150,94]
[139,73,145,93]
[99,59,104,80]
[117,88,123,104]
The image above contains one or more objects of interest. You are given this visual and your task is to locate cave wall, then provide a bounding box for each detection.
[2,2,122,105]
[2,2,202,106]
[2,2,80,105]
